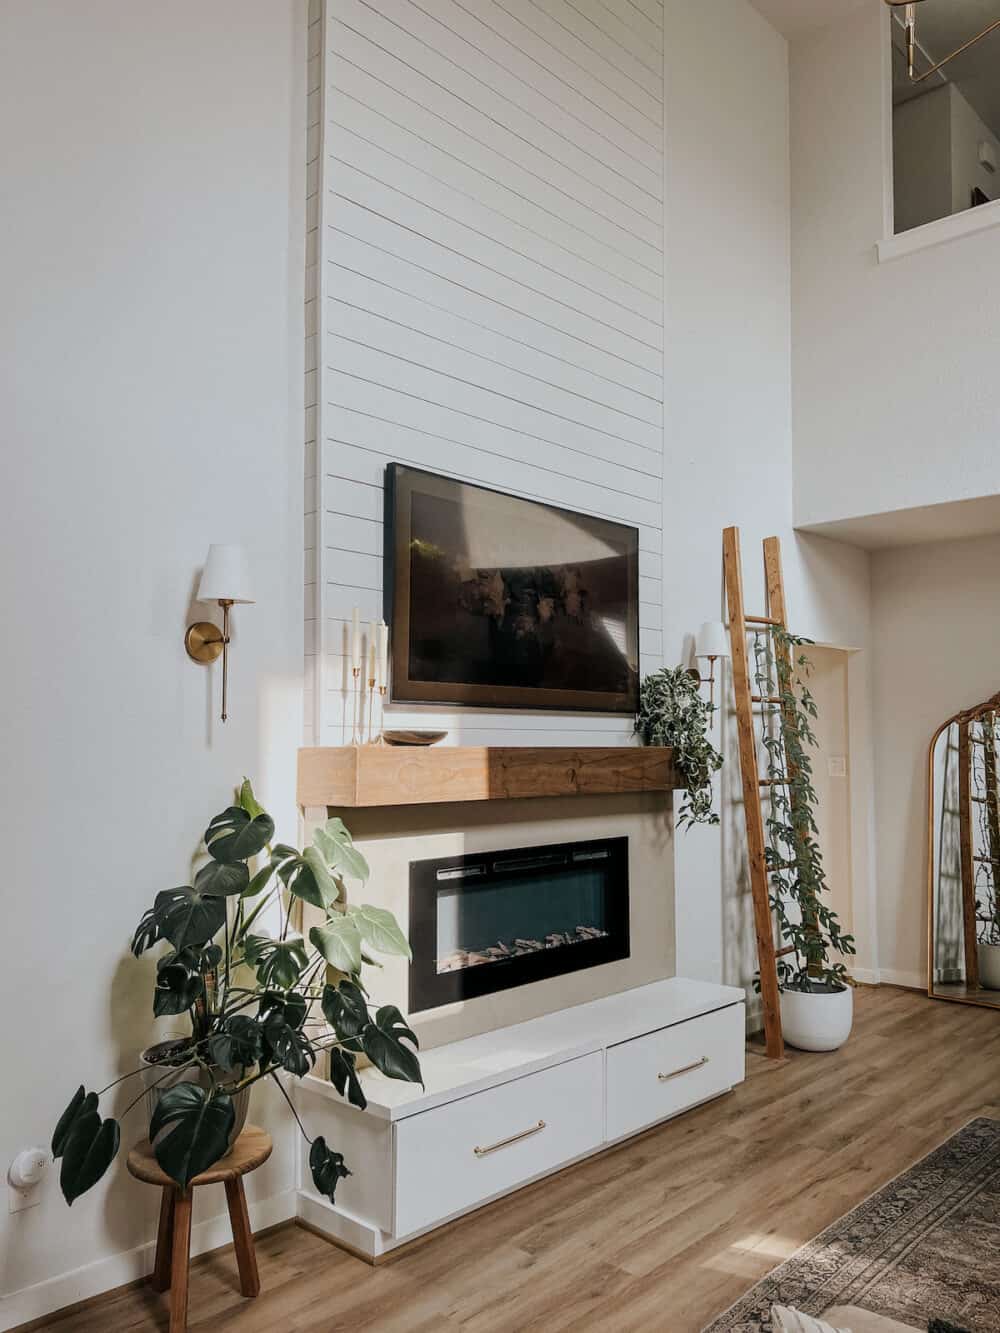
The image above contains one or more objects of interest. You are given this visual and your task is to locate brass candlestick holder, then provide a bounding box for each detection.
[350,667,362,745]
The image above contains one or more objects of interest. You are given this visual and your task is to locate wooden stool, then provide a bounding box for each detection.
[127,1125,272,1333]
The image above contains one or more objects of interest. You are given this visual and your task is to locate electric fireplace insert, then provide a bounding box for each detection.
[408,835,630,1013]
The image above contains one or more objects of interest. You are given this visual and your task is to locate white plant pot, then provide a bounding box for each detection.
[780,982,853,1052]
[140,1042,250,1154]
[978,942,1000,990]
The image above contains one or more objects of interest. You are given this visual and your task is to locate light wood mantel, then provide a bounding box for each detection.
[297,745,679,809]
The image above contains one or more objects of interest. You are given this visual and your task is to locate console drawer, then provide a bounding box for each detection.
[393,1050,603,1238]
[605,1003,745,1142]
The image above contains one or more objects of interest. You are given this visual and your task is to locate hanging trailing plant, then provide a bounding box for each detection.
[751,629,856,993]
[635,666,723,830]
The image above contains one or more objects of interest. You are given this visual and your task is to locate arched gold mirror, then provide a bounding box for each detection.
[927,693,1000,1007]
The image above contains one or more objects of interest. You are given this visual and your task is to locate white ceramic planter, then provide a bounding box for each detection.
[140,1042,250,1153]
[978,942,1000,990]
[780,982,853,1052]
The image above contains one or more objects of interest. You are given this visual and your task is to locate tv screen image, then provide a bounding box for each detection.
[384,464,639,714]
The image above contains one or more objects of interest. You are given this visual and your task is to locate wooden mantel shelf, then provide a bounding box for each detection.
[297,745,679,809]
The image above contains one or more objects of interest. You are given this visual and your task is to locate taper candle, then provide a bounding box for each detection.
[351,607,361,671]
[377,620,388,686]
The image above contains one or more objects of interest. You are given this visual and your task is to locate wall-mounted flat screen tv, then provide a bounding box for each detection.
[384,464,639,713]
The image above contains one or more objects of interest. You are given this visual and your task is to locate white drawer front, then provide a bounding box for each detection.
[605,1003,745,1142]
[393,1051,604,1239]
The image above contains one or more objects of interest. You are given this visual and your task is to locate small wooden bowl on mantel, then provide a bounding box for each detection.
[382,730,448,746]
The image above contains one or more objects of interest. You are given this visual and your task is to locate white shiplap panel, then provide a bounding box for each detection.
[328,164,662,352]
[326,233,661,400]
[315,0,666,743]
[326,90,661,301]
[328,302,660,452]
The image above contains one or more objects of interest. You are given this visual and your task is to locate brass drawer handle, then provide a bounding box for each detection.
[473,1120,546,1157]
[657,1056,709,1082]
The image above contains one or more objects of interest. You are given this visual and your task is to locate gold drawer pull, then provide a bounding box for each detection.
[657,1056,709,1082]
[473,1120,546,1157]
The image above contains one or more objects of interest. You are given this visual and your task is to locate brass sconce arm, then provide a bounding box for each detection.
[883,0,1000,83]
[185,601,234,722]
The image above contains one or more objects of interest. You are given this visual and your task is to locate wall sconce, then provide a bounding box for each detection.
[184,544,254,722]
[694,621,730,710]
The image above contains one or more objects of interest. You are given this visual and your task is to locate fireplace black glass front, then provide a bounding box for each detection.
[408,836,629,1013]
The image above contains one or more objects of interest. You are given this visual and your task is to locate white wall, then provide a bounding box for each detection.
[661,0,878,994]
[789,5,1000,529]
[892,86,953,234]
[870,532,1000,989]
[310,0,666,748]
[0,3,305,1326]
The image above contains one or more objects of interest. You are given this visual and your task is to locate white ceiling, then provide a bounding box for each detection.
[798,493,1000,550]
[749,0,869,40]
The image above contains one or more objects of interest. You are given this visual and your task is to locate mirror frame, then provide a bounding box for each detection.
[926,691,1000,1009]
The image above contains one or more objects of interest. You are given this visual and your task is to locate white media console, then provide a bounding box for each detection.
[295,976,746,1260]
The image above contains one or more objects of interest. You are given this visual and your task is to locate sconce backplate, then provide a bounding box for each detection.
[185,621,225,664]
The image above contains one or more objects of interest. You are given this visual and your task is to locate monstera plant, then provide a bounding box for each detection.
[52,780,421,1205]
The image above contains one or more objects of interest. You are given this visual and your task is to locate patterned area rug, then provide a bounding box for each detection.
[704,1118,1000,1333]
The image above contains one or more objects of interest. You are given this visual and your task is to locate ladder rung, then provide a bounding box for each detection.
[769,860,796,872]
[774,945,796,958]
[974,854,1000,864]
[759,777,791,786]
[751,694,783,705]
[745,615,782,627]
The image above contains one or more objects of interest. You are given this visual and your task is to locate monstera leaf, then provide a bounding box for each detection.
[243,934,309,990]
[329,1047,367,1110]
[204,805,275,864]
[194,858,249,897]
[313,818,369,885]
[52,1086,97,1158]
[272,845,339,911]
[321,979,368,1044]
[152,944,221,1017]
[150,1084,235,1187]
[309,915,363,974]
[309,1136,350,1203]
[135,886,226,955]
[207,1015,263,1071]
[53,1088,120,1204]
[258,992,314,1077]
[238,777,266,820]
[362,1006,422,1087]
[347,904,411,960]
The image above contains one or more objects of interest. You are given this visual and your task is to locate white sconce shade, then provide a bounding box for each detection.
[197,544,254,605]
[695,621,730,660]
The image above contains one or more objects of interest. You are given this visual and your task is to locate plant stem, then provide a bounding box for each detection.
[269,1071,313,1144]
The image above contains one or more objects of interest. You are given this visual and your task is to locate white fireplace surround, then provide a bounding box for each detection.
[302,791,675,1051]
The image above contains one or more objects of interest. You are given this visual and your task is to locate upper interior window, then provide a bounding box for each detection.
[891,2,1000,234]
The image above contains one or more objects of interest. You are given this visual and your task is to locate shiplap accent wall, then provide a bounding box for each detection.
[306,0,664,746]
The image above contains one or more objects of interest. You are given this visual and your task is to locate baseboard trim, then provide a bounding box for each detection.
[1,1189,296,1333]
[850,968,881,986]
[875,968,926,992]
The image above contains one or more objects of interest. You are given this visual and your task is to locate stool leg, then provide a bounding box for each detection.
[151,1187,175,1292]
[225,1176,260,1298]
[169,1190,192,1333]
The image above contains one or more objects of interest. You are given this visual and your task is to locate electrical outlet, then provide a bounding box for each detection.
[8,1148,47,1214]
[828,755,847,778]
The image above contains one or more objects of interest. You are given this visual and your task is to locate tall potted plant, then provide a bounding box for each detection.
[51,780,421,1205]
[752,630,856,1051]
[635,665,723,829]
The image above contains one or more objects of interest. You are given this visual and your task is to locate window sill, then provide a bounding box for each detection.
[877,197,1000,263]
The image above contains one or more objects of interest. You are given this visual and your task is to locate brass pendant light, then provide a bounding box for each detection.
[884,0,1000,83]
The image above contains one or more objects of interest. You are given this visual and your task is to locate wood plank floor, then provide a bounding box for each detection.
[33,987,1000,1332]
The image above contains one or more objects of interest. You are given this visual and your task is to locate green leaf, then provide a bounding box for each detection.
[149,886,227,953]
[309,916,363,974]
[150,1084,235,1187]
[329,1048,367,1110]
[238,778,266,820]
[362,1005,422,1087]
[153,950,207,1017]
[309,1136,350,1203]
[313,820,369,884]
[60,1112,120,1205]
[243,863,274,899]
[131,908,161,957]
[260,1011,314,1077]
[243,935,309,990]
[204,805,275,864]
[52,1087,97,1159]
[194,858,249,897]
[207,1015,262,1071]
[347,904,412,960]
[321,980,368,1043]
[302,847,341,908]
[276,849,337,911]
